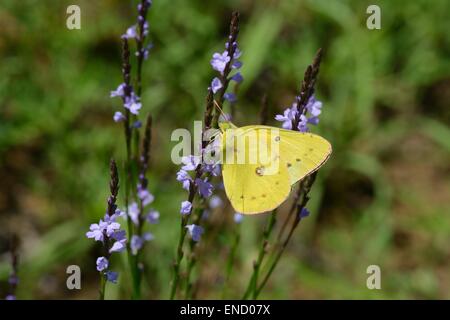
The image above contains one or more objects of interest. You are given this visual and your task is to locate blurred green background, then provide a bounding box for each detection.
[0,0,449,299]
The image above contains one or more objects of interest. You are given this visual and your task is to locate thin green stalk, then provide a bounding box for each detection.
[99,273,106,300]
[242,211,276,299]
[255,215,300,298]
[221,228,241,299]
[255,173,317,298]
[170,215,189,299]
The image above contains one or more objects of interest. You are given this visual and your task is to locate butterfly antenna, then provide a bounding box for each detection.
[213,100,230,122]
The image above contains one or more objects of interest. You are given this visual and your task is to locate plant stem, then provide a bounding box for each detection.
[255,173,317,298]
[170,214,189,299]
[221,227,241,299]
[99,273,106,300]
[242,211,276,299]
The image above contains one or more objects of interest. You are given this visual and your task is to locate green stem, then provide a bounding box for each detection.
[99,273,106,300]
[221,227,241,299]
[170,215,189,299]
[255,216,300,298]
[242,211,276,299]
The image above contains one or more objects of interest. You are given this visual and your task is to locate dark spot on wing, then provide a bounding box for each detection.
[287,163,292,167]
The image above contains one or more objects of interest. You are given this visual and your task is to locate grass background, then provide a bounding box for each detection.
[0,0,449,299]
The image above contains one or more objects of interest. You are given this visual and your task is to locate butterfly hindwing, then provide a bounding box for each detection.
[221,126,291,214]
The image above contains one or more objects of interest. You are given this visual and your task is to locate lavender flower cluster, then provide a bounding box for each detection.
[210,42,243,103]
[86,209,126,283]
[275,95,322,132]
[176,155,221,242]
[111,0,153,122]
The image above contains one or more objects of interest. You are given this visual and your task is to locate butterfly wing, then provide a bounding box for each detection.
[221,126,291,214]
[276,128,332,185]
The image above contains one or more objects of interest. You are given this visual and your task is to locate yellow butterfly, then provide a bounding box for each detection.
[215,121,332,214]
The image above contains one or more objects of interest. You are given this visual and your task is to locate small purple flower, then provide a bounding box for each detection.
[176,169,192,191]
[123,25,138,39]
[143,232,154,241]
[124,93,142,115]
[142,43,153,60]
[132,120,142,128]
[210,51,230,74]
[231,60,242,69]
[96,257,109,272]
[234,213,243,224]
[105,220,121,237]
[306,96,322,117]
[111,230,126,241]
[223,93,237,103]
[185,224,204,242]
[128,202,140,225]
[195,178,213,198]
[105,271,119,284]
[86,223,105,242]
[275,105,297,130]
[180,201,192,215]
[275,95,323,132]
[231,72,243,83]
[109,239,127,253]
[297,114,308,132]
[202,163,221,177]
[209,195,222,209]
[299,207,310,219]
[211,77,223,94]
[146,210,159,224]
[138,188,154,206]
[5,295,16,300]
[113,111,126,123]
[110,83,125,98]
[130,235,144,255]
[181,155,200,171]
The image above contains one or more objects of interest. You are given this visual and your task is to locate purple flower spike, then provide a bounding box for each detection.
[186,224,204,242]
[5,295,16,300]
[96,257,109,272]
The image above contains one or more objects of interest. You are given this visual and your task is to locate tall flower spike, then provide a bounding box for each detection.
[86,159,126,293]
